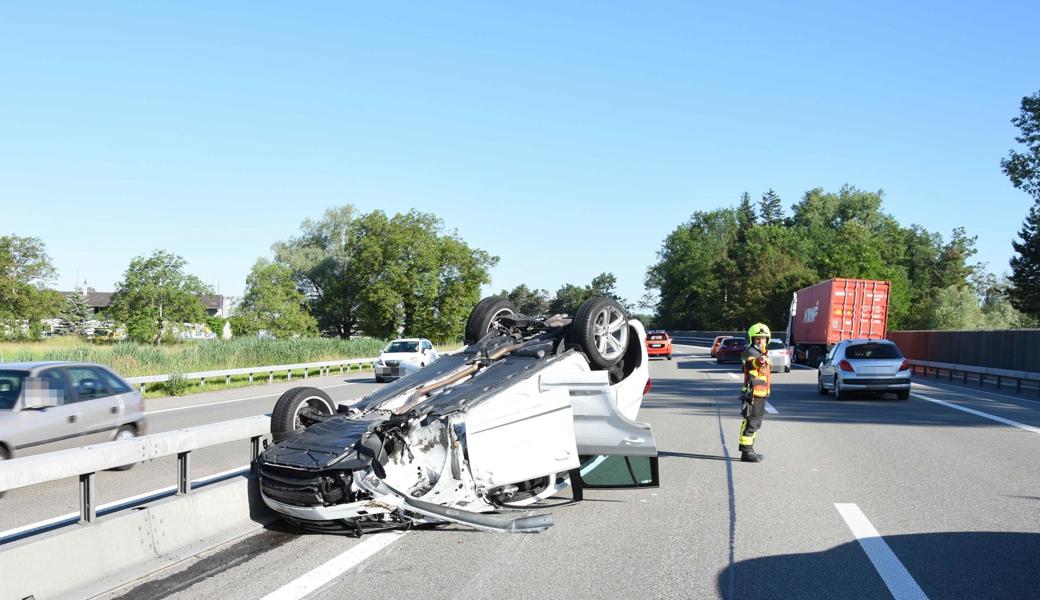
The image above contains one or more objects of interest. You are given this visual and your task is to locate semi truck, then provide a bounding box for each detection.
[785,278,891,366]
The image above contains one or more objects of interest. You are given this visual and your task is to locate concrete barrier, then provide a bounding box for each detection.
[0,474,276,600]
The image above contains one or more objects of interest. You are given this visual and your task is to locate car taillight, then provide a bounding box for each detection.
[643,379,653,395]
[899,359,910,371]
[838,360,855,372]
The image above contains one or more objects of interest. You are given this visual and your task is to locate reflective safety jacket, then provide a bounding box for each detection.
[742,343,772,399]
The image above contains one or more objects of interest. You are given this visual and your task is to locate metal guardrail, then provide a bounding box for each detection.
[907,359,1040,395]
[125,357,376,392]
[0,415,271,525]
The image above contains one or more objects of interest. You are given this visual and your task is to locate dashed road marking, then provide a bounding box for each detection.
[765,401,778,414]
[835,503,929,600]
[911,392,1040,434]
[725,372,739,380]
[260,531,407,600]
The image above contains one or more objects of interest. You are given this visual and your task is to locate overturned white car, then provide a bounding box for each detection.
[256,296,659,535]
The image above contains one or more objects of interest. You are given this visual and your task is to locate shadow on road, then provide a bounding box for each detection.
[658,450,732,462]
[716,531,1040,600]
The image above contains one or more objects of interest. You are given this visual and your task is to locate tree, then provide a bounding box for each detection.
[1001,90,1040,202]
[108,250,211,344]
[61,287,92,336]
[0,235,64,338]
[499,284,550,315]
[233,259,317,338]
[548,283,589,315]
[1008,201,1040,319]
[273,206,497,340]
[758,188,784,225]
[923,286,984,330]
[737,192,756,229]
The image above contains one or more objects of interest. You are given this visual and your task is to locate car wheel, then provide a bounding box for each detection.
[271,387,337,441]
[375,375,385,383]
[785,365,791,373]
[667,354,673,361]
[818,376,829,395]
[568,297,630,369]
[834,377,846,400]
[464,297,518,344]
[111,426,138,471]
[896,390,910,400]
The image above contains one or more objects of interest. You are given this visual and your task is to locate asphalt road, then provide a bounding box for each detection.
[84,343,1040,600]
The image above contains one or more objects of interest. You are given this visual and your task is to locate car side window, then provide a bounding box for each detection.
[37,369,69,405]
[422,340,432,351]
[66,367,113,402]
[98,368,132,394]
[826,345,839,363]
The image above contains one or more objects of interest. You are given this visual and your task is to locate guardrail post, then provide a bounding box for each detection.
[251,435,261,461]
[948,369,953,381]
[1017,379,1022,393]
[226,375,232,386]
[177,451,191,495]
[268,371,273,383]
[304,368,308,380]
[287,370,292,381]
[139,383,147,394]
[980,373,985,387]
[963,371,968,384]
[340,364,344,374]
[79,472,96,524]
[997,375,1002,390]
[249,373,254,384]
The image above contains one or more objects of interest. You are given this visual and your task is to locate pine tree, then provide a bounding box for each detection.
[62,287,92,336]
[758,188,783,225]
[1009,200,1040,319]
[737,192,756,229]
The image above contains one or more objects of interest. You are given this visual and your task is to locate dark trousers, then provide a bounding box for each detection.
[739,396,766,450]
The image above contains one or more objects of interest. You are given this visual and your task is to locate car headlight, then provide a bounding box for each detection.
[375,358,384,366]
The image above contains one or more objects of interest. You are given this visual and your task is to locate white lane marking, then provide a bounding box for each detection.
[911,392,1040,434]
[146,382,355,415]
[261,531,407,600]
[725,372,739,380]
[916,380,1038,404]
[764,401,778,414]
[0,465,249,542]
[835,503,929,600]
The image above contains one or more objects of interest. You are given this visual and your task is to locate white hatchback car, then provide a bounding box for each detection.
[766,339,791,373]
[374,338,439,383]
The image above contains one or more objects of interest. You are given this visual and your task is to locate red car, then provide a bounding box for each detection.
[645,330,673,360]
[716,337,746,364]
[710,335,730,358]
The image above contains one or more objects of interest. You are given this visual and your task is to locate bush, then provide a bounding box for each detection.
[163,373,192,396]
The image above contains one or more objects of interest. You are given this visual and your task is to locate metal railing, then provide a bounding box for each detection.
[125,357,376,392]
[907,359,1040,395]
[0,416,270,525]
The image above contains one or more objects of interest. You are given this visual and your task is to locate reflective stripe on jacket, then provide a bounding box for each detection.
[742,345,771,398]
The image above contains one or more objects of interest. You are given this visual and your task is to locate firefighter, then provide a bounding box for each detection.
[738,323,772,463]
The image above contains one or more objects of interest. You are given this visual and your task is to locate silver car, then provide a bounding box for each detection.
[817,340,911,400]
[766,339,791,373]
[0,362,147,465]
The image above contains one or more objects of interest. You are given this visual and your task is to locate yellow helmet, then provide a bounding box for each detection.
[748,322,771,340]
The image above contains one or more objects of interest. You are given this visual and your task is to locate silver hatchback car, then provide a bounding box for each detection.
[0,362,147,465]
[817,340,911,400]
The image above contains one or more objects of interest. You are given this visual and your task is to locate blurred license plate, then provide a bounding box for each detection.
[651,344,664,348]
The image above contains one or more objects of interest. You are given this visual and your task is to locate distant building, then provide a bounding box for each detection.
[60,289,228,318]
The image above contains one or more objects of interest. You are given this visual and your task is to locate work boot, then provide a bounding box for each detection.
[740,448,764,463]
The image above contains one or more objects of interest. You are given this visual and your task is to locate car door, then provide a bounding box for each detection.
[10,368,87,456]
[65,366,122,445]
[819,344,839,384]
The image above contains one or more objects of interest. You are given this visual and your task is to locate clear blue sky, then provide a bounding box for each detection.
[3,1,1037,306]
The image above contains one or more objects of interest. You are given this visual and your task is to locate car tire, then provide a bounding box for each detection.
[896,390,910,400]
[464,297,518,344]
[784,365,791,373]
[818,377,829,395]
[667,354,673,361]
[271,387,337,441]
[834,377,846,400]
[568,297,630,369]
[375,375,385,383]
[111,426,139,471]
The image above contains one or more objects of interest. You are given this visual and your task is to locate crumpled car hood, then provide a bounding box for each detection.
[262,417,374,470]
